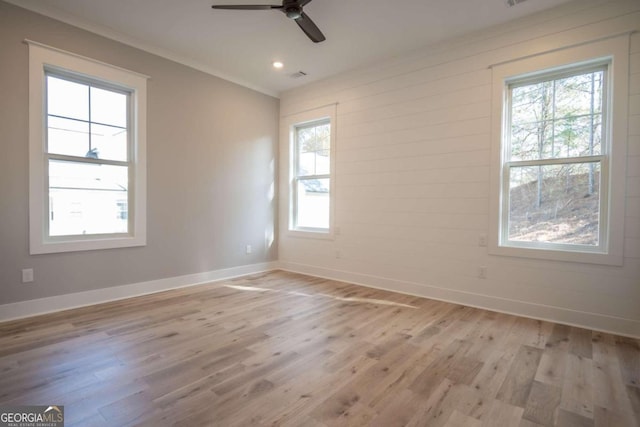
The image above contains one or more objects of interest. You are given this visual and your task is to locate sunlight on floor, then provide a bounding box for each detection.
[225,285,271,292]
[223,284,417,309]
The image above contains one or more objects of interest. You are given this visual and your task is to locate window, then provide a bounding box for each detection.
[28,41,148,254]
[46,74,131,237]
[505,66,606,250]
[489,36,629,265]
[293,120,331,230]
[286,105,336,236]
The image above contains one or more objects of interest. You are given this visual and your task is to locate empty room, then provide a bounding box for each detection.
[0,0,639,425]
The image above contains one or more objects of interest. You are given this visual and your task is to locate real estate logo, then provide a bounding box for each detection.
[0,405,64,427]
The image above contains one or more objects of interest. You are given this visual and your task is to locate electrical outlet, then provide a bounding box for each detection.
[478,234,488,247]
[245,245,252,255]
[22,268,34,283]
[478,266,487,279]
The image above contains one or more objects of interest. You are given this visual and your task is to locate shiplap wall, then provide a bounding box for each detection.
[278,0,640,337]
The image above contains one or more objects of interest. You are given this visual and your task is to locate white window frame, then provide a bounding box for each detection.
[285,104,337,238]
[489,36,629,266]
[28,41,148,254]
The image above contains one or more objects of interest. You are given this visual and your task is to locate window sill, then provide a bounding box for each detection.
[30,234,146,255]
[488,243,623,266]
[286,228,334,241]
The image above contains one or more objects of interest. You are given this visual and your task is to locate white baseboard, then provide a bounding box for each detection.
[278,261,640,339]
[0,261,279,322]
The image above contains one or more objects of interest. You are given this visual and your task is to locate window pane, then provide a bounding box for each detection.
[299,150,330,176]
[296,178,329,229]
[48,160,128,236]
[47,76,89,121]
[91,86,127,127]
[508,163,600,245]
[298,151,316,176]
[510,69,604,161]
[47,116,90,157]
[555,71,604,118]
[511,81,553,127]
[91,123,128,161]
[315,149,330,175]
[297,122,330,176]
[554,115,601,157]
[510,121,553,162]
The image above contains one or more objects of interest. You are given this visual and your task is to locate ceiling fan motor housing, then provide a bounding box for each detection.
[283,0,302,19]
[284,4,302,19]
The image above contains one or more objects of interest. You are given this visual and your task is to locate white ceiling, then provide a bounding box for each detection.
[9,0,573,96]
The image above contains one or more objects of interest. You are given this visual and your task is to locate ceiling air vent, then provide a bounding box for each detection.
[507,0,528,5]
[290,71,308,79]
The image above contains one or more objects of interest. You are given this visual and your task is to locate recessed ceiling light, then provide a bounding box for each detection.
[272,61,284,69]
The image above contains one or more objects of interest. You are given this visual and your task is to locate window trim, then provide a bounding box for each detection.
[488,35,629,265]
[28,41,148,254]
[285,104,337,239]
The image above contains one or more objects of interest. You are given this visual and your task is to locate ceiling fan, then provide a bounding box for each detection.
[211,0,326,43]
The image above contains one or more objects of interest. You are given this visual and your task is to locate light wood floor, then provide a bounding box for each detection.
[0,271,638,427]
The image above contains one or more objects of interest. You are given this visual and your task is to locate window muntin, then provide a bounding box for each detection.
[292,119,331,232]
[502,65,608,252]
[45,72,132,238]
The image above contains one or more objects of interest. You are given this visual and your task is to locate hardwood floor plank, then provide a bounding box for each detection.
[470,348,517,401]
[615,336,640,388]
[59,379,148,424]
[444,410,483,427]
[522,380,562,426]
[592,333,636,425]
[519,419,545,427]
[66,413,108,427]
[628,385,640,422]
[555,408,594,427]
[496,345,544,408]
[253,358,377,426]
[481,400,524,426]
[593,405,635,427]
[313,335,416,415]
[535,344,568,388]
[546,324,571,350]
[368,388,425,427]
[560,353,594,419]
[568,327,593,360]
[211,351,301,397]
[406,378,458,427]
[409,339,473,396]
[364,343,441,411]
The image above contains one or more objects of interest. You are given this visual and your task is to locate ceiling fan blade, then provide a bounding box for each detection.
[211,4,282,10]
[295,11,325,43]
[297,0,313,7]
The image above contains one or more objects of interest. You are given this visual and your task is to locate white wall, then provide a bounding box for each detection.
[279,0,640,336]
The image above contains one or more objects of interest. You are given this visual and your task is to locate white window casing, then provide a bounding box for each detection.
[284,104,337,239]
[488,35,629,265]
[28,41,148,254]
